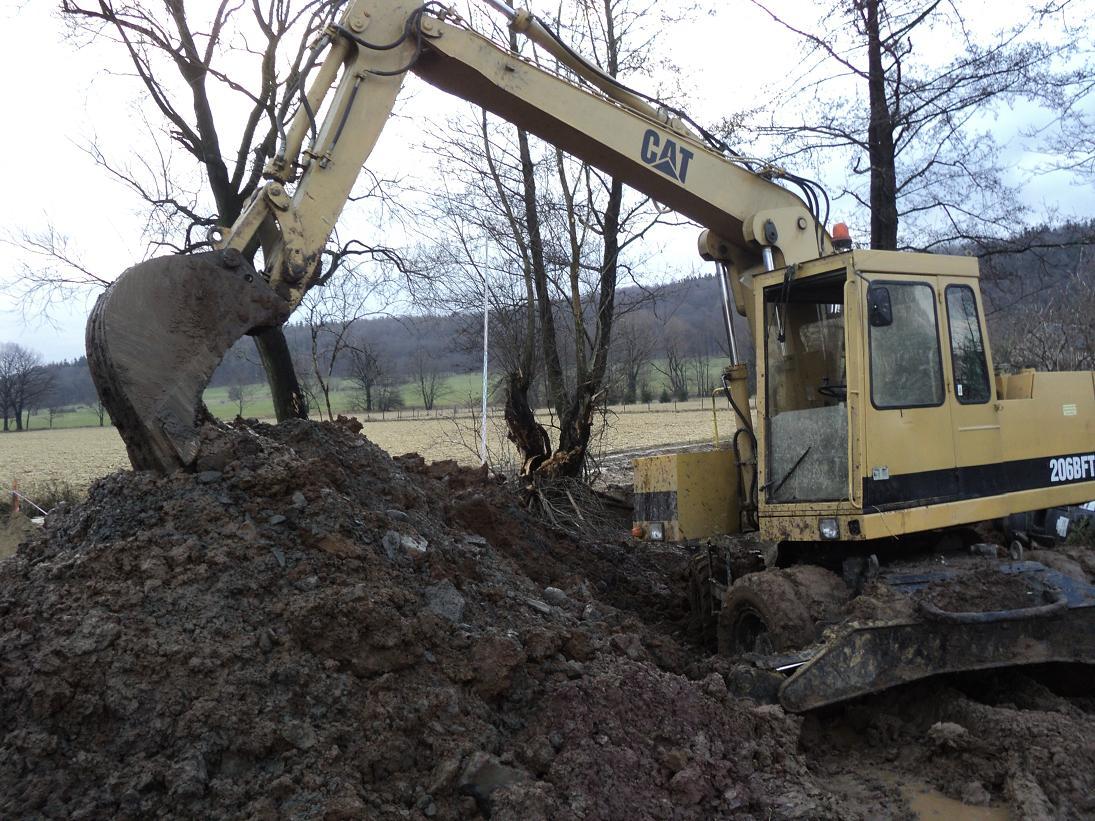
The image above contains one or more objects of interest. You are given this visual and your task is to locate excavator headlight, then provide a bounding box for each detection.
[819,518,840,540]
[648,522,665,541]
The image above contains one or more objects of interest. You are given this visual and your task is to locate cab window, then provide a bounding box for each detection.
[945,285,991,404]
[868,282,944,409]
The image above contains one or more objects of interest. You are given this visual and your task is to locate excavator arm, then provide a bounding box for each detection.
[88,0,832,472]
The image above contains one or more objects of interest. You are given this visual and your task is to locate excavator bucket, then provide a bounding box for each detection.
[86,250,289,473]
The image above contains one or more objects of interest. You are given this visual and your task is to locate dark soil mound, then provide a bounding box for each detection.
[0,419,841,820]
[2,418,1092,820]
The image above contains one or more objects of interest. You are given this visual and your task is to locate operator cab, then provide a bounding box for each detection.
[753,248,1045,545]
[763,270,848,503]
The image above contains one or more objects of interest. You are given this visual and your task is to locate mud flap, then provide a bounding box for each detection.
[86,250,290,472]
[779,569,1095,712]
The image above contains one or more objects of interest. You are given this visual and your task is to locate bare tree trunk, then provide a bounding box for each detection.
[865,0,899,250]
[551,177,623,477]
[504,371,551,472]
[253,329,308,420]
[519,130,567,422]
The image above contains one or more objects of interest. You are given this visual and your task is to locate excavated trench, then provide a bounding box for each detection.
[1,417,1092,820]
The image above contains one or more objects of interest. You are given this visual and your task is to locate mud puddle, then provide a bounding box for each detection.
[906,785,1007,821]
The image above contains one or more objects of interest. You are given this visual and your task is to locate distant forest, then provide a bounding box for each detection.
[17,219,1095,419]
[29,272,736,414]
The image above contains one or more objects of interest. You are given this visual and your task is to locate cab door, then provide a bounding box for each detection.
[860,275,958,509]
[940,280,1003,485]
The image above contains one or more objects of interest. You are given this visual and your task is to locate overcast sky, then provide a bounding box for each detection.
[1,0,1091,362]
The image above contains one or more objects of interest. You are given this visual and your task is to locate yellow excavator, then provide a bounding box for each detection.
[86,0,1095,711]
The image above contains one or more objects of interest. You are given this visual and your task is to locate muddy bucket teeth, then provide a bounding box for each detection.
[86,250,290,473]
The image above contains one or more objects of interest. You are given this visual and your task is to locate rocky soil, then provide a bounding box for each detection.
[1,418,1092,820]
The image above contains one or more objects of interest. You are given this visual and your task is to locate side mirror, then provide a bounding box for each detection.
[868,286,893,327]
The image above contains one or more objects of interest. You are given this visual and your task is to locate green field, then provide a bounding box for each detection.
[17,371,491,431]
[15,358,728,432]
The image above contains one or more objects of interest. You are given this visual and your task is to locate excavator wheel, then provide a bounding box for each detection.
[717,565,848,656]
[86,249,290,473]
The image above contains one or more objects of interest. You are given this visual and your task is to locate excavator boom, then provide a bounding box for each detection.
[86,0,828,473]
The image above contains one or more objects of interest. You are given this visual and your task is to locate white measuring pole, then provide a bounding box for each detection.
[479,244,490,466]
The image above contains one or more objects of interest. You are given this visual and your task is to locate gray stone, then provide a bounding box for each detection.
[281,722,317,750]
[268,514,287,525]
[543,587,569,607]
[525,598,552,615]
[459,751,528,800]
[425,580,466,623]
[961,781,992,806]
[927,721,969,749]
[701,671,728,699]
[428,756,462,793]
[381,529,428,559]
[386,509,409,522]
[197,470,222,484]
[401,533,428,554]
[270,546,286,568]
[291,491,307,508]
[382,530,402,561]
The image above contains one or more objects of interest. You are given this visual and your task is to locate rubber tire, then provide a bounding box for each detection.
[717,566,847,656]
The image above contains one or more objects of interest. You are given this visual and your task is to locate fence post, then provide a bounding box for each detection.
[11,479,20,515]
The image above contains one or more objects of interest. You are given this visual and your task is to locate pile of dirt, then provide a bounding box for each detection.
[0,419,843,819]
[1,417,1092,820]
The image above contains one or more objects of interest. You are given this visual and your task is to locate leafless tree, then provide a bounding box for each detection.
[656,319,693,401]
[411,347,447,411]
[299,275,388,421]
[13,1,406,422]
[613,312,659,404]
[347,344,384,413]
[1030,2,1095,184]
[227,382,254,417]
[995,268,1095,371]
[0,344,55,432]
[94,398,108,427]
[374,376,405,414]
[346,335,407,414]
[749,0,1069,250]
[415,0,686,478]
[689,334,717,399]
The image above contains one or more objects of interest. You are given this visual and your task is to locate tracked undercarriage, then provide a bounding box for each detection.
[687,531,1095,712]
